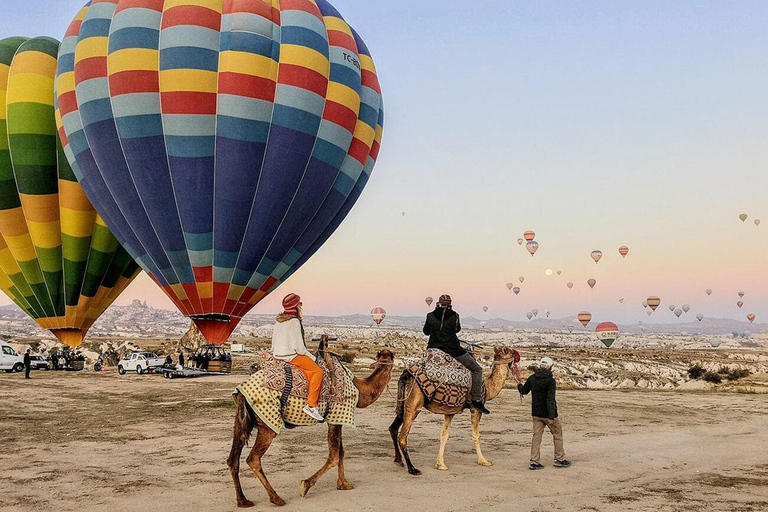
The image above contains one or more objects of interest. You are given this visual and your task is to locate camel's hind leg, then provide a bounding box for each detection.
[300,424,342,497]
[245,417,284,506]
[398,385,425,476]
[435,414,454,470]
[389,371,409,466]
[471,409,493,466]
[228,394,255,508]
[336,430,354,490]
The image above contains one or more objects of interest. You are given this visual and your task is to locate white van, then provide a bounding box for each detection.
[0,341,25,373]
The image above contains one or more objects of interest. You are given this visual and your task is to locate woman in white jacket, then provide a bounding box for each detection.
[272,293,325,421]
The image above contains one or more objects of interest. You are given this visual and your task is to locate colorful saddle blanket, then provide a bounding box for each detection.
[407,349,485,408]
[260,351,349,404]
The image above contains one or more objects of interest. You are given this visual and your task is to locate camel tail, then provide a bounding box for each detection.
[394,369,410,418]
[233,392,255,446]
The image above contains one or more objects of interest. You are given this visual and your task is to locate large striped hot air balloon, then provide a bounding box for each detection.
[595,321,619,348]
[371,307,386,326]
[55,0,384,345]
[0,36,139,347]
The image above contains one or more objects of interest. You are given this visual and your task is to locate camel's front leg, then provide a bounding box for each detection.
[336,429,354,490]
[471,409,493,466]
[435,414,454,470]
[300,424,341,497]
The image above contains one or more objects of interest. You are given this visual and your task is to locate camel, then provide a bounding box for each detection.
[228,336,394,508]
[389,346,518,475]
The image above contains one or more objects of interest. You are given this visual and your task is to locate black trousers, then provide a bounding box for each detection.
[455,353,483,401]
[24,365,30,378]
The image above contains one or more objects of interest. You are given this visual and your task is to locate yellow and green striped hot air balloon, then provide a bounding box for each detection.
[0,36,140,347]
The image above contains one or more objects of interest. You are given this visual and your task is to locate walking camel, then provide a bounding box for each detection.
[389,346,519,475]
[228,337,394,507]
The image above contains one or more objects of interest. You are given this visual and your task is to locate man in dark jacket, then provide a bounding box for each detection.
[23,349,31,379]
[517,356,570,469]
[423,294,490,414]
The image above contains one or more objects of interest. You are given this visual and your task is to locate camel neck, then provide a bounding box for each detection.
[485,362,511,401]
[355,364,392,409]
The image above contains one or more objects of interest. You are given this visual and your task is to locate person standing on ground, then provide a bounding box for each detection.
[179,352,185,368]
[23,349,31,379]
[516,356,570,470]
[423,294,490,414]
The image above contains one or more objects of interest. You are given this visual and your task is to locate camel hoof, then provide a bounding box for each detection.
[237,500,255,508]
[478,460,493,467]
[270,496,286,507]
[408,468,422,476]
[435,463,449,471]
[337,481,355,491]
[299,480,311,498]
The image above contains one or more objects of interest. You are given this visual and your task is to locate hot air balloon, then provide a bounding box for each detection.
[646,309,653,316]
[682,304,690,313]
[526,241,539,256]
[55,0,384,345]
[482,306,488,313]
[577,311,592,328]
[513,286,521,295]
[755,219,761,226]
[696,313,703,321]
[0,36,140,347]
[590,250,603,264]
[546,311,550,317]
[425,296,433,307]
[739,214,748,222]
[738,291,745,298]
[523,230,535,242]
[556,270,562,276]
[480,320,486,328]
[532,309,539,317]
[517,238,524,245]
[618,297,624,303]
[506,283,513,291]
[519,276,525,283]
[706,289,712,296]
[668,304,676,312]
[618,246,629,258]
[566,325,574,333]
[642,300,648,308]
[401,211,405,217]
[647,296,661,311]
[526,312,533,320]
[737,301,744,309]
[371,307,386,326]
[674,308,682,318]
[566,282,574,289]
[709,339,722,348]
[587,278,596,289]
[747,314,755,323]
[595,321,619,348]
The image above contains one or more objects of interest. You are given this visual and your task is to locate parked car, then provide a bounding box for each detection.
[117,352,165,375]
[28,355,50,370]
[0,341,25,373]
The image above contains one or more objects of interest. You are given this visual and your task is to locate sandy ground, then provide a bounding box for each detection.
[2,369,768,512]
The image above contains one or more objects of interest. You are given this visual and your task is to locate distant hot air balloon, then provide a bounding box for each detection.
[595,321,619,348]
[506,283,513,291]
[647,296,661,311]
[567,325,574,334]
[587,278,596,289]
[519,276,525,283]
[483,306,489,313]
[546,311,550,318]
[737,301,744,309]
[513,287,521,295]
[738,291,745,298]
[696,313,704,322]
[545,269,553,276]
[747,313,756,323]
[371,307,386,326]
[618,246,629,258]
[526,241,539,256]
[590,250,603,264]
[706,289,712,296]
[668,304,676,312]
[401,211,405,217]
[577,311,592,328]
[517,238,524,246]
[618,297,624,303]
[642,300,648,308]
[556,270,562,276]
[755,219,761,226]
[55,0,385,345]
[566,282,574,289]
[523,230,536,242]
[532,309,539,317]
[0,36,140,347]
[739,214,748,222]
[526,312,533,320]
[674,308,682,318]
[682,304,690,313]
[425,296,433,307]
[709,339,722,348]
[480,320,486,328]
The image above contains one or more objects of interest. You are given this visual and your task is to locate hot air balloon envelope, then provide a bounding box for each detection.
[590,250,603,264]
[696,313,704,321]
[587,279,596,289]
[513,287,521,295]
[567,282,574,289]
[739,214,748,222]
[618,246,629,258]
[371,307,386,326]
[526,312,533,320]
[577,311,592,327]
[674,308,683,317]
[747,314,755,323]
[425,296,433,307]
[595,321,619,348]
[682,304,690,313]
[523,230,535,242]
[706,289,712,296]
[737,301,744,309]
[482,306,488,313]
[526,241,539,256]
[506,283,513,291]
[646,296,661,311]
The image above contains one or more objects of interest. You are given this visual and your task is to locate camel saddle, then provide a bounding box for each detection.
[407,349,486,408]
[260,351,347,405]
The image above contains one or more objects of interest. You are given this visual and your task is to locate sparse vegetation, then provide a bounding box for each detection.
[688,365,705,380]
[702,372,722,384]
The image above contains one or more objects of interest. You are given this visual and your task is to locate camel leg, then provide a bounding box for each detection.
[389,412,404,466]
[228,394,255,508]
[398,389,424,476]
[245,420,285,506]
[300,424,342,497]
[471,409,493,466]
[336,429,354,490]
[435,414,454,470]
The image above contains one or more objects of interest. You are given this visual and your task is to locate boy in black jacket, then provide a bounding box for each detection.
[517,356,570,470]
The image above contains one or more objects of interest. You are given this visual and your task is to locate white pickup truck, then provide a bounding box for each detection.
[0,341,25,373]
[117,352,165,375]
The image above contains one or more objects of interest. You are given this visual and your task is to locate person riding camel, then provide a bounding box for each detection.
[423,294,490,415]
[271,293,325,422]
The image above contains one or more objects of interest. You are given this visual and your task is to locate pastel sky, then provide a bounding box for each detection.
[3,1,768,324]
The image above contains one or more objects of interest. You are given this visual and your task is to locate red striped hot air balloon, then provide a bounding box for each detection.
[523,230,536,242]
[646,296,661,311]
[371,307,386,326]
[618,246,629,258]
[577,311,592,327]
[595,321,619,348]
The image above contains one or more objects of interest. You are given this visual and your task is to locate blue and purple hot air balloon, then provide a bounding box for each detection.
[55,0,384,343]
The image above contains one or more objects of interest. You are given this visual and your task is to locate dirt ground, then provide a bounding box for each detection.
[2,369,767,512]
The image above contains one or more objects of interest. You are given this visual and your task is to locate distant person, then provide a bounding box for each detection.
[271,293,325,422]
[423,294,489,414]
[516,356,570,470]
[51,354,59,371]
[23,349,31,379]
[178,352,185,367]
[165,354,172,365]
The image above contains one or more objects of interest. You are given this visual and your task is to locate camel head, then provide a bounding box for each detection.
[371,349,395,370]
[493,346,520,369]
[355,349,395,409]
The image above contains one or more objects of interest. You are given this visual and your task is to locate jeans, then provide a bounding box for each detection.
[455,353,483,401]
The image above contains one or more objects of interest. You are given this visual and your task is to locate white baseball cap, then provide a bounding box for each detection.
[540,357,554,369]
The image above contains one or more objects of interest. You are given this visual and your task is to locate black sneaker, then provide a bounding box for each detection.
[529,462,544,470]
[470,401,490,415]
[554,459,571,468]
